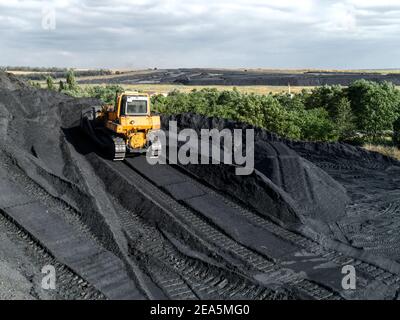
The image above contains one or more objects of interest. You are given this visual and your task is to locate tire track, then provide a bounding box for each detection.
[0,211,105,300]
[115,159,343,300]
[110,170,294,300]
[175,164,400,290]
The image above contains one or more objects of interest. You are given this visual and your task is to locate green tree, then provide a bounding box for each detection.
[66,69,77,90]
[275,92,306,112]
[86,85,124,105]
[58,80,65,92]
[151,88,345,141]
[260,94,301,139]
[348,80,400,140]
[46,76,55,90]
[394,118,400,147]
[299,108,338,142]
[305,85,344,115]
[332,96,355,140]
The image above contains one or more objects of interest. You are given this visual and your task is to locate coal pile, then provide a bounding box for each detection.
[1,71,400,299]
[162,113,350,239]
[79,68,400,86]
[0,73,143,299]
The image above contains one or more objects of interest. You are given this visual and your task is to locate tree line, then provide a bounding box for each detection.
[152,81,400,145]
[43,70,400,146]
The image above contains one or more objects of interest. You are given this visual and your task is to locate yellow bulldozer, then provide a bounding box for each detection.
[81,91,162,160]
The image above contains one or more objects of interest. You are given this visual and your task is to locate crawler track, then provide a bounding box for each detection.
[2,146,400,300]
[99,158,342,300]
[112,136,126,161]
[117,156,400,299]
[0,210,105,300]
[102,161,295,299]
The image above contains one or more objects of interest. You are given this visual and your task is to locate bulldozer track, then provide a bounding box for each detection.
[147,265,198,300]
[112,136,126,161]
[116,160,344,300]
[115,203,198,299]
[136,242,286,300]
[116,198,287,300]
[0,211,105,300]
[119,161,276,274]
[0,151,147,299]
[174,165,400,288]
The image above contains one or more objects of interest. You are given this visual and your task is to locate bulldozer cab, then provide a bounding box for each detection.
[120,95,149,116]
[115,92,150,117]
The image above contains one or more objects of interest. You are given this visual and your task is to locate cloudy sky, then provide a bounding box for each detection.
[1,0,400,69]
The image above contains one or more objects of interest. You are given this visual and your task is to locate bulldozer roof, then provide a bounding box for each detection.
[120,91,149,97]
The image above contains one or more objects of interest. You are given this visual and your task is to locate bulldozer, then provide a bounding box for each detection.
[81,91,162,160]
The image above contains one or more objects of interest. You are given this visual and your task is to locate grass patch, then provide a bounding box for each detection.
[363,144,400,161]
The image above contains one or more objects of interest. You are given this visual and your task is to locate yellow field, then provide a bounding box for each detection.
[78,83,312,95]
[8,70,51,75]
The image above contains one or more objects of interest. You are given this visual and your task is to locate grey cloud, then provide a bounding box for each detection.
[0,0,399,68]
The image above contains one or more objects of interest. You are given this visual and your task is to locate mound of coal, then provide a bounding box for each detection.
[0,72,26,91]
[0,76,97,176]
[3,71,400,299]
[0,72,137,281]
[0,70,349,239]
[0,75,300,299]
[162,113,350,238]
[287,140,399,170]
[80,68,400,86]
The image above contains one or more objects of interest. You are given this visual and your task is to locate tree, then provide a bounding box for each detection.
[275,92,306,112]
[348,80,400,140]
[394,118,400,147]
[150,88,343,141]
[332,96,355,140]
[66,69,77,90]
[46,76,55,90]
[85,85,124,104]
[305,85,344,115]
[260,95,301,139]
[58,80,65,92]
[299,108,338,142]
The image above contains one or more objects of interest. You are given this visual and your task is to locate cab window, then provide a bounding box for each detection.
[120,96,148,115]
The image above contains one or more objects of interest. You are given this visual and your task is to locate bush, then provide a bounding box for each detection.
[58,80,65,92]
[394,118,400,147]
[260,94,301,139]
[297,108,338,141]
[305,85,344,114]
[152,88,331,141]
[46,76,55,90]
[28,81,41,89]
[332,96,355,140]
[66,69,77,90]
[305,85,355,140]
[275,92,306,112]
[85,85,124,104]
